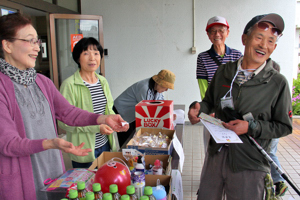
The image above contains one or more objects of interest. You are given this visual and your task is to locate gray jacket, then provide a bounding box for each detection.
[114,78,164,122]
[200,58,293,173]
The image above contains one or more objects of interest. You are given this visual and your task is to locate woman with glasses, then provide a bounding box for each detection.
[58,37,117,168]
[0,13,128,200]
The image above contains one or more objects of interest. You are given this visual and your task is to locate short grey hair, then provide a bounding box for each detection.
[246,26,253,36]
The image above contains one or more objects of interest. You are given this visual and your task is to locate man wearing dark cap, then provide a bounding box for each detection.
[188,13,292,199]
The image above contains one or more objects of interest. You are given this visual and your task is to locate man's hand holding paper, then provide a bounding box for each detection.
[188,102,201,125]
[222,119,249,136]
[200,112,243,143]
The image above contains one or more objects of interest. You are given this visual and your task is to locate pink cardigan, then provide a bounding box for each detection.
[0,72,100,200]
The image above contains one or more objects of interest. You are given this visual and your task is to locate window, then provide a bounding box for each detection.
[0,6,17,16]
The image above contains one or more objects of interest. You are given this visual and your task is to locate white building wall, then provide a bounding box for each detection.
[81,0,296,120]
[296,1,300,27]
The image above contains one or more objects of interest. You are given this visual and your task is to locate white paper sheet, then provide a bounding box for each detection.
[199,112,224,128]
[173,109,185,127]
[201,120,243,143]
[172,132,185,173]
[171,169,183,200]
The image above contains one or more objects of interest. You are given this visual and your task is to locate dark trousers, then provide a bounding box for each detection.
[113,106,136,148]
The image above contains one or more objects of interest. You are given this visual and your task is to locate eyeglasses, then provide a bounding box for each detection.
[257,22,282,37]
[12,38,42,47]
[208,28,227,35]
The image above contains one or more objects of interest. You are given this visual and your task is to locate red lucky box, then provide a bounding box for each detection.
[135,100,174,130]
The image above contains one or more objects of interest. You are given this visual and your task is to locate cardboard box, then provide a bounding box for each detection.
[126,128,175,155]
[135,100,174,130]
[145,175,171,200]
[88,152,172,199]
[89,152,171,175]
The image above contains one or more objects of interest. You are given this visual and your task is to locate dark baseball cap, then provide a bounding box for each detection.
[243,13,284,35]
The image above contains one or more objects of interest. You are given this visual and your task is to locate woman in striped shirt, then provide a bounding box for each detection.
[58,37,117,168]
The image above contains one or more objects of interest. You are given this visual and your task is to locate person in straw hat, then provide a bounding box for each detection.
[113,69,175,147]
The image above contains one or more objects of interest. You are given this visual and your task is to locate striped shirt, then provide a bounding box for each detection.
[84,80,108,148]
[196,45,242,84]
[236,58,266,85]
[146,88,164,100]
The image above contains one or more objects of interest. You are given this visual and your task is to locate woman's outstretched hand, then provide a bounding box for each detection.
[43,138,92,156]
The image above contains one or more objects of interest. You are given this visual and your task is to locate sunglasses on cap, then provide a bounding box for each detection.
[257,21,282,37]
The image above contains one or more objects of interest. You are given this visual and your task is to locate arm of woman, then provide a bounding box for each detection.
[0,94,45,157]
[57,78,100,134]
[43,76,129,132]
[0,97,92,157]
[0,75,47,157]
[43,138,92,156]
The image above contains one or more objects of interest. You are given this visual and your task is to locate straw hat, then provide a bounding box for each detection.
[152,69,175,90]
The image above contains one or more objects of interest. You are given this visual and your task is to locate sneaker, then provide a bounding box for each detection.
[275,181,288,196]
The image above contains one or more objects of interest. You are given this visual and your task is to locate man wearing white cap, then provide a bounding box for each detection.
[196,16,242,100]
[189,13,292,199]
[197,16,242,152]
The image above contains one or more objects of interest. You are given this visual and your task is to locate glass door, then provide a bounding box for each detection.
[0,1,22,16]
[0,6,17,16]
[49,14,105,88]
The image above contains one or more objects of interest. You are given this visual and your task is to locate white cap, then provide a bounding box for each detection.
[206,16,229,31]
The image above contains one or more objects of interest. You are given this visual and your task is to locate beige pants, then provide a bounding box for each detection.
[197,146,266,200]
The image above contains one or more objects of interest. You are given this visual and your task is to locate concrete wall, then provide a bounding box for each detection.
[57,0,78,12]
[82,0,296,120]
